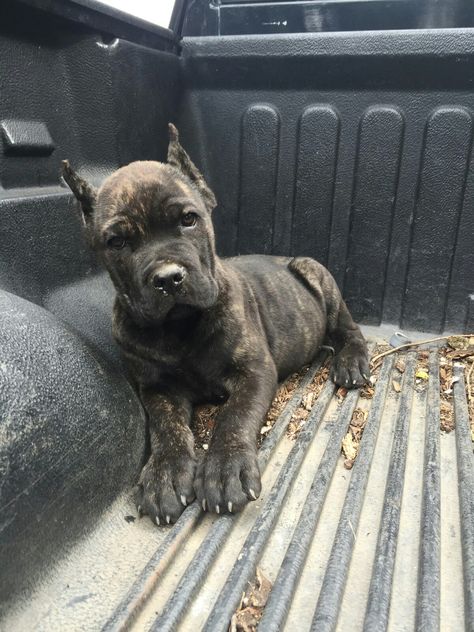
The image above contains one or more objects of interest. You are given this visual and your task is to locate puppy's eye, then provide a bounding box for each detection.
[181,212,198,227]
[106,235,126,250]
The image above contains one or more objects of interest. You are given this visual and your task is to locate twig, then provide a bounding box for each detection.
[370,334,474,365]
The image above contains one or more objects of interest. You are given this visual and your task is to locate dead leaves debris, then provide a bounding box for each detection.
[361,343,390,399]
[230,568,272,632]
[413,350,430,393]
[340,345,389,468]
[193,367,310,451]
[192,403,219,451]
[342,407,368,469]
[445,335,474,439]
[439,336,474,434]
[195,335,474,456]
[286,362,330,440]
[439,348,455,433]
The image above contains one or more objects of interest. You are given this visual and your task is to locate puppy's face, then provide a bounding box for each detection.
[63,125,219,325]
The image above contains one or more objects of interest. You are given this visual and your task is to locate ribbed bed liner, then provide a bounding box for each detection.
[3,337,473,632]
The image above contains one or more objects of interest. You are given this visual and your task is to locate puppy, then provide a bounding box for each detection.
[63,124,369,525]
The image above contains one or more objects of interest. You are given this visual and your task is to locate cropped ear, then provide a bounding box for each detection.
[61,160,97,223]
[167,123,217,213]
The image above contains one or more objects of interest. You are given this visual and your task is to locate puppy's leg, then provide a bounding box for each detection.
[290,257,369,388]
[194,359,277,514]
[135,389,196,525]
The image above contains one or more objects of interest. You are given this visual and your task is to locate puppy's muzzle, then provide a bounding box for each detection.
[151,262,187,296]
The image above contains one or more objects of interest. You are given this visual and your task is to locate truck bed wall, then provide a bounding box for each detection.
[177,32,474,334]
[1,4,473,334]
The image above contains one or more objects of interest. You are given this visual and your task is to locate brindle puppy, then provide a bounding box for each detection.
[62,124,369,525]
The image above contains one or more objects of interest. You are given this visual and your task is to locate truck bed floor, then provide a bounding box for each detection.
[2,329,473,632]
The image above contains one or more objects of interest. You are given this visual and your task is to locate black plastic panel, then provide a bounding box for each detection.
[180,31,474,332]
[345,106,404,325]
[238,104,280,255]
[0,2,180,190]
[291,105,339,267]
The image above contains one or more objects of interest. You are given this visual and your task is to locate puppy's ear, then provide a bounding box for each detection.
[61,160,97,224]
[167,123,217,213]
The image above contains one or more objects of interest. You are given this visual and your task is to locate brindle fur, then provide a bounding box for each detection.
[62,124,369,525]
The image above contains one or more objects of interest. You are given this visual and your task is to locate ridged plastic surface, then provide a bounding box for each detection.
[5,340,472,632]
[180,31,474,332]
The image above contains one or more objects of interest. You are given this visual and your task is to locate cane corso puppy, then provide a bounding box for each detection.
[62,124,369,525]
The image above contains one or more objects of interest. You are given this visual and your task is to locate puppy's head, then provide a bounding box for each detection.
[62,124,219,325]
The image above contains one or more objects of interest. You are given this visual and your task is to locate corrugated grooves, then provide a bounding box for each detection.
[107,347,474,632]
[234,103,474,332]
[103,354,326,632]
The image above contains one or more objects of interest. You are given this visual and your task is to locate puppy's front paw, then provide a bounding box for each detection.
[331,344,370,388]
[135,447,196,526]
[194,445,261,515]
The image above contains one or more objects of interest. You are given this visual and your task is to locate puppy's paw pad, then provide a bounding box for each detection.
[332,349,370,389]
[195,447,261,515]
[135,451,196,526]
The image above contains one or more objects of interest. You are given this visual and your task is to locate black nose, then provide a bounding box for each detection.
[152,263,187,295]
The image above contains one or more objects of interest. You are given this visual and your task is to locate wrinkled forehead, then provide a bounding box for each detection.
[96,161,201,229]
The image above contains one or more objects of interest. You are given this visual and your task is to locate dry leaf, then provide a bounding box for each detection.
[440,400,455,432]
[361,385,375,399]
[342,432,357,461]
[336,387,348,400]
[448,335,471,350]
[395,359,406,373]
[287,363,330,440]
[350,408,368,427]
[392,380,401,392]
[302,392,315,411]
[232,568,272,632]
[415,370,429,381]
[446,347,474,360]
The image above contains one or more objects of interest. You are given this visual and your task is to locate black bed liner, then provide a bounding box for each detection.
[1,1,473,629]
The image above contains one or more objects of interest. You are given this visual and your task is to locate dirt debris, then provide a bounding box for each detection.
[439,348,455,432]
[192,367,310,451]
[342,407,369,469]
[336,386,348,400]
[444,336,474,439]
[413,350,430,393]
[340,345,392,468]
[360,343,390,400]
[286,361,330,440]
[392,380,402,393]
[395,358,406,374]
[192,403,219,451]
[467,361,474,442]
[194,337,474,457]
[263,367,310,444]
[230,568,272,632]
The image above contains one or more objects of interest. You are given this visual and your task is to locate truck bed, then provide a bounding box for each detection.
[1,1,473,630]
[3,327,473,631]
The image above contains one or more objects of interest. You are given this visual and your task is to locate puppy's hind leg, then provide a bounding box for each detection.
[289,257,370,388]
